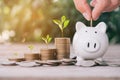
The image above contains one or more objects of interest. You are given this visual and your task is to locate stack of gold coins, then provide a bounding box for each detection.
[40,49,56,61]
[55,38,70,60]
[24,53,40,61]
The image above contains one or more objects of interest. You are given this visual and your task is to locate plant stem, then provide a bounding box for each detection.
[61,30,64,37]
[47,43,48,49]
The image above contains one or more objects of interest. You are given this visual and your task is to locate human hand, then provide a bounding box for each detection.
[90,0,120,20]
[73,0,120,21]
[73,0,92,21]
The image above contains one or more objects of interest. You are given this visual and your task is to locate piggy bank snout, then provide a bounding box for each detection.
[83,39,100,53]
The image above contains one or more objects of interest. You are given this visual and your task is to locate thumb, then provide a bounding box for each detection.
[73,0,92,21]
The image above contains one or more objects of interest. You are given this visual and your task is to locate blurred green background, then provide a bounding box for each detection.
[0,0,120,44]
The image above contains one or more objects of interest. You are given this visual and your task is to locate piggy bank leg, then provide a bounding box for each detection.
[76,57,95,67]
[95,58,108,66]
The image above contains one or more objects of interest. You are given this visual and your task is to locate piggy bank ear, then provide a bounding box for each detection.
[95,22,107,33]
[76,22,86,32]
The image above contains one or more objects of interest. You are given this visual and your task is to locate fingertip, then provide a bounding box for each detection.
[92,11,100,21]
[92,4,103,20]
[90,0,96,7]
[83,12,91,21]
[73,0,92,21]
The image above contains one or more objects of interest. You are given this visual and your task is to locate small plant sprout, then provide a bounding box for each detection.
[42,35,52,48]
[13,52,18,57]
[53,15,70,37]
[28,45,34,53]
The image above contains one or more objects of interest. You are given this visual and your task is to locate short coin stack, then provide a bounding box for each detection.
[24,53,40,61]
[55,38,70,60]
[40,49,56,61]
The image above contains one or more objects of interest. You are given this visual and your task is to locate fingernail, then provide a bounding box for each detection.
[90,0,93,6]
[83,12,91,21]
[90,0,96,6]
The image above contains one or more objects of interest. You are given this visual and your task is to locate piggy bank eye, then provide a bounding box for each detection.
[95,31,97,34]
[85,31,87,32]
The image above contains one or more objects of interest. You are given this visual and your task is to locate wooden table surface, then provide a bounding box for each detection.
[0,43,120,80]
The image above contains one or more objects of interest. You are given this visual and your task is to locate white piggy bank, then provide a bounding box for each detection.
[73,22,109,66]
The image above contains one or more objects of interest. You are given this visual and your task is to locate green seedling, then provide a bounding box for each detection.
[13,52,18,57]
[53,15,70,37]
[42,34,52,48]
[28,45,34,53]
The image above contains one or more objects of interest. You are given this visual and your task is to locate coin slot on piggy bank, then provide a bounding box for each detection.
[72,22,109,67]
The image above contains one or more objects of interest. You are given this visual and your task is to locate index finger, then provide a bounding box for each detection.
[73,0,92,21]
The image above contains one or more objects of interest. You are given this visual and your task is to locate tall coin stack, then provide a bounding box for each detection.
[55,38,70,60]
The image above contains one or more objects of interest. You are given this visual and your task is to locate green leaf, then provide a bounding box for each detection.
[61,16,66,23]
[42,37,47,44]
[59,25,63,31]
[42,37,46,41]
[53,20,63,30]
[14,52,18,56]
[53,16,70,37]
[53,20,61,25]
[63,20,70,29]
[48,37,52,43]
[45,40,48,44]
[28,45,34,50]
[42,35,52,44]
[46,35,49,39]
